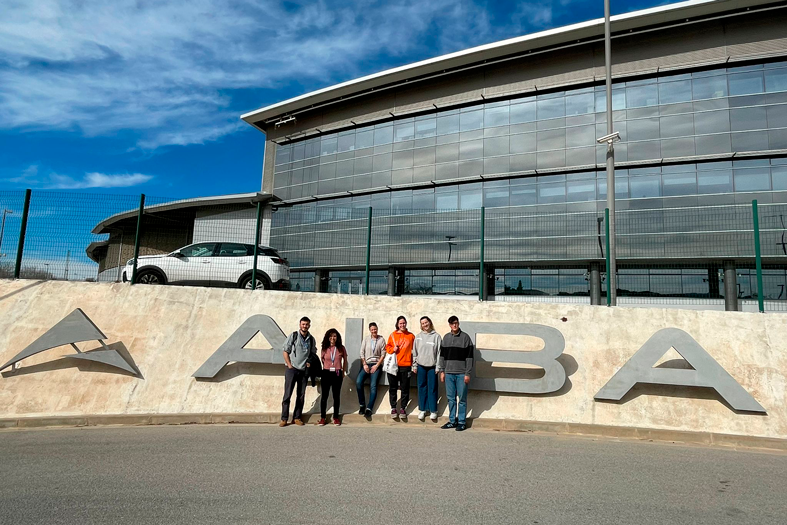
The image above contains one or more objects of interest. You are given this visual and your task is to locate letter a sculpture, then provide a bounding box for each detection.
[0,308,139,376]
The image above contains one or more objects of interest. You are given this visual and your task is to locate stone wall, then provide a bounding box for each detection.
[0,279,785,441]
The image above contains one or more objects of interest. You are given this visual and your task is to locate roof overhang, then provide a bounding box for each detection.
[241,0,784,129]
[91,192,275,234]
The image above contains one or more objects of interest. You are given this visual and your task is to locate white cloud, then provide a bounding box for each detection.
[0,0,560,150]
[6,165,153,189]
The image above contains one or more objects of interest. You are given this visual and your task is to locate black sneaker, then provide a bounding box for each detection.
[358,406,365,415]
[455,424,467,432]
[364,408,372,418]
[441,422,456,429]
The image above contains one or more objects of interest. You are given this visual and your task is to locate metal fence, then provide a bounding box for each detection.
[2,187,787,312]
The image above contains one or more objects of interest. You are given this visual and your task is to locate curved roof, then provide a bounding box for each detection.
[91,192,273,234]
[241,0,781,128]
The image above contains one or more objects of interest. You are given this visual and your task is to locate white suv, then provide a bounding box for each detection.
[122,242,290,290]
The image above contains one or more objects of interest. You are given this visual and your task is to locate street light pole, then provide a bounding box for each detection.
[603,0,618,306]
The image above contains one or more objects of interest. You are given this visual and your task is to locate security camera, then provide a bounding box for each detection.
[597,131,621,144]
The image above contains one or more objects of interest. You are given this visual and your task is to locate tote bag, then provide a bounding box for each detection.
[382,352,398,375]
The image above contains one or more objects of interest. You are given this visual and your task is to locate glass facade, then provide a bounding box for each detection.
[272,61,787,201]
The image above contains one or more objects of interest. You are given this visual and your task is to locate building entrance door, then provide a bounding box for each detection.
[336,278,363,295]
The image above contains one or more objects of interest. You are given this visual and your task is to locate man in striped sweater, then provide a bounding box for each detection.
[437,315,474,432]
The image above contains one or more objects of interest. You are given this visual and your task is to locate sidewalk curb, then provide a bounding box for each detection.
[2,413,785,452]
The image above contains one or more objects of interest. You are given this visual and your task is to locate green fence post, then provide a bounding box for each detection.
[364,206,372,295]
[130,194,145,285]
[13,189,31,279]
[251,201,262,291]
[479,207,486,301]
[605,208,611,306]
[752,199,764,313]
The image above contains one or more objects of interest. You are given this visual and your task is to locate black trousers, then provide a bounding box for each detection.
[387,369,411,409]
[320,370,343,418]
[281,367,308,421]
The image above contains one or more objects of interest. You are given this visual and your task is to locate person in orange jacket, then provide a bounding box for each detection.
[385,315,416,420]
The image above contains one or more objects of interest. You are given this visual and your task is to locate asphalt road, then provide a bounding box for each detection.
[1,424,785,524]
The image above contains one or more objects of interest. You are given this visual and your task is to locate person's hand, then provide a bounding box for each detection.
[394,344,400,353]
[306,362,310,368]
[364,364,370,373]
[411,364,417,373]
[464,375,470,384]
[287,364,294,370]
[371,364,378,373]
[440,372,445,383]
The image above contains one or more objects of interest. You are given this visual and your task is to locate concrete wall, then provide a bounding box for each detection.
[0,280,785,441]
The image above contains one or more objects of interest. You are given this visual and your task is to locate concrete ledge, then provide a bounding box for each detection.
[2,413,785,452]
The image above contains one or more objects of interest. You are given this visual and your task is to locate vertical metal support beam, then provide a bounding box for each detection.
[314,269,327,293]
[130,194,145,285]
[364,206,372,295]
[604,208,612,306]
[707,266,720,299]
[604,0,617,307]
[590,262,602,305]
[723,260,738,312]
[13,189,31,279]
[485,266,495,301]
[479,206,485,302]
[251,202,262,291]
[752,200,764,313]
[387,267,396,296]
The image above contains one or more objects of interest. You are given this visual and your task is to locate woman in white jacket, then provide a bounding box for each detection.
[413,316,441,422]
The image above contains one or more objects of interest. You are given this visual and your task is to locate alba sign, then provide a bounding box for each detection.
[192,315,766,414]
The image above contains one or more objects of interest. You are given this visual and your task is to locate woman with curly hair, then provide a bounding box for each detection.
[318,328,348,426]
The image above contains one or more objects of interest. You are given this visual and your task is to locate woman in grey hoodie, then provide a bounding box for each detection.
[413,316,442,422]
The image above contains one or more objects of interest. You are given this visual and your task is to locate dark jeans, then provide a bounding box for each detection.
[320,370,343,419]
[356,364,382,409]
[281,367,308,421]
[387,369,411,409]
[416,365,438,412]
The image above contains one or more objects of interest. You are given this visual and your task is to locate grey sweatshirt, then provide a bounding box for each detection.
[282,331,317,370]
[360,335,386,364]
[437,330,474,375]
[413,330,442,367]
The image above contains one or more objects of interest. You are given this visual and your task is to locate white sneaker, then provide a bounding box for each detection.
[430,412,438,422]
[418,410,426,421]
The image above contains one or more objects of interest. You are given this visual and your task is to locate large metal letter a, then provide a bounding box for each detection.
[595,328,765,413]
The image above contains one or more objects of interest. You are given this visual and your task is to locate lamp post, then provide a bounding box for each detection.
[0,209,12,258]
[600,0,620,306]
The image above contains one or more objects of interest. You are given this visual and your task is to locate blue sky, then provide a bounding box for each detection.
[0,0,676,200]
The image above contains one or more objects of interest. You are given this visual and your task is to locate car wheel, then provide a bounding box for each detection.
[136,269,164,285]
[241,275,268,290]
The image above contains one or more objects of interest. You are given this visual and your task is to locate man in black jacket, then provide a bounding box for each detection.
[437,315,474,431]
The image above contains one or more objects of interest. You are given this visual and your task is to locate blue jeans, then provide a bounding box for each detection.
[356,365,382,409]
[417,365,437,412]
[445,373,468,425]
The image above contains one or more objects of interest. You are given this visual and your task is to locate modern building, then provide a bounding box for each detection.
[240,0,787,309]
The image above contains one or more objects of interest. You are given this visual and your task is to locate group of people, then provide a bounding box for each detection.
[279,315,474,431]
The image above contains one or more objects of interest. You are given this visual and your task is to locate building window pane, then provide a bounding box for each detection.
[373,126,393,146]
[660,114,694,138]
[629,175,661,198]
[734,167,771,191]
[731,131,769,152]
[394,121,415,142]
[415,118,436,139]
[626,84,658,108]
[765,68,787,93]
[538,182,566,203]
[510,184,537,206]
[337,133,355,153]
[627,118,660,141]
[694,110,730,134]
[484,187,510,208]
[771,166,787,191]
[459,139,483,160]
[484,136,509,157]
[662,173,697,196]
[659,80,692,104]
[692,75,727,100]
[566,180,596,202]
[435,192,458,210]
[484,105,509,127]
[356,129,374,149]
[537,97,565,120]
[697,170,732,193]
[437,114,460,136]
[460,110,483,132]
[565,92,594,115]
[537,128,566,150]
[510,100,536,123]
[728,72,765,96]
[730,107,768,132]
[321,135,338,156]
